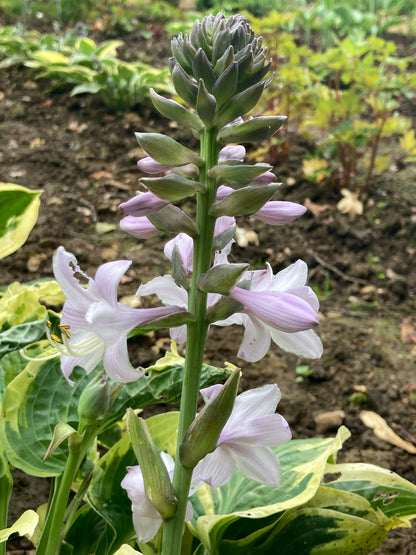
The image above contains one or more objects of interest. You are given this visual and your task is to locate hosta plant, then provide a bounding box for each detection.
[1,13,415,555]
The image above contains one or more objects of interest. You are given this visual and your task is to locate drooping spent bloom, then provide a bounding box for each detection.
[52,246,186,383]
[228,260,323,362]
[121,452,194,543]
[194,383,291,488]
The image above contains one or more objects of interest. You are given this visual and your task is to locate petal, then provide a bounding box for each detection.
[237,315,271,362]
[233,445,283,487]
[254,201,306,225]
[53,247,94,308]
[289,285,320,312]
[120,215,159,239]
[138,156,173,174]
[214,215,235,236]
[121,465,145,498]
[270,328,323,359]
[132,503,163,543]
[250,170,276,186]
[103,335,144,382]
[230,288,319,332]
[61,344,104,383]
[137,275,188,308]
[219,144,246,163]
[195,445,235,488]
[170,323,187,344]
[200,383,223,404]
[231,384,280,420]
[270,259,308,291]
[119,191,168,217]
[164,233,194,275]
[224,414,291,446]
[93,260,131,307]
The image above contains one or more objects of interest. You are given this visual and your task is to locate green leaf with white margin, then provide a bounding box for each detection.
[220,486,388,555]
[0,510,39,543]
[324,462,416,524]
[189,427,350,552]
[86,412,179,554]
[0,340,227,477]
[0,183,42,259]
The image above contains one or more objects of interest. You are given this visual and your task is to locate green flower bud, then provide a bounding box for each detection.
[170,14,271,119]
[209,163,272,188]
[78,372,112,430]
[217,115,287,144]
[198,263,249,295]
[126,409,177,520]
[210,184,279,218]
[141,175,205,202]
[179,369,241,469]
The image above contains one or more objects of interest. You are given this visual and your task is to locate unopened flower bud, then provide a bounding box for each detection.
[78,372,112,430]
[179,369,240,469]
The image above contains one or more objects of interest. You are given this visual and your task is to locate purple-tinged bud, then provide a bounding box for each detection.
[120,215,159,239]
[119,191,168,217]
[254,201,307,225]
[137,156,172,175]
[219,144,246,163]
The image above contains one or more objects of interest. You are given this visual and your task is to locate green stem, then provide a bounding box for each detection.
[161,128,219,555]
[0,454,12,555]
[36,431,95,555]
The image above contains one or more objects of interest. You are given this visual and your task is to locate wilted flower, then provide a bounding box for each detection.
[194,383,291,487]
[121,452,194,543]
[52,247,186,383]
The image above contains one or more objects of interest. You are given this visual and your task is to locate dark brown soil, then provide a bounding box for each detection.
[1,22,416,555]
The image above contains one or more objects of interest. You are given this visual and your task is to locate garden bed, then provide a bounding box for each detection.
[1,22,416,554]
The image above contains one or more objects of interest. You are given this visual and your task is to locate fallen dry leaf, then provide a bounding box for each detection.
[235,227,259,247]
[314,410,345,434]
[337,188,363,218]
[360,410,416,454]
[30,137,45,149]
[304,198,331,217]
[400,319,416,344]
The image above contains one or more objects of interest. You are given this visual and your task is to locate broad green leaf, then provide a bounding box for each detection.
[0,183,42,259]
[86,413,179,553]
[0,510,39,543]
[62,502,108,555]
[190,427,350,551]
[0,338,224,477]
[30,50,68,64]
[0,358,92,476]
[324,462,416,523]
[223,488,388,555]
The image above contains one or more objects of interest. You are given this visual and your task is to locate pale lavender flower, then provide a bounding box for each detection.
[121,452,194,544]
[119,191,168,217]
[163,217,235,276]
[216,185,306,226]
[138,156,173,174]
[164,233,194,276]
[120,215,159,239]
[52,247,185,383]
[194,383,291,488]
[218,144,246,163]
[254,201,306,225]
[228,261,323,362]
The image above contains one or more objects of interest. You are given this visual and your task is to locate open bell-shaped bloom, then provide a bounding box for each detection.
[194,383,291,488]
[121,452,195,543]
[228,260,323,362]
[52,246,185,383]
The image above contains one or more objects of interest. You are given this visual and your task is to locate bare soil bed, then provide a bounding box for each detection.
[1,21,416,554]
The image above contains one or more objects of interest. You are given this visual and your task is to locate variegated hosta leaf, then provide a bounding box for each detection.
[0,510,39,543]
[0,183,42,259]
[0,343,227,477]
[323,462,416,524]
[190,427,350,551]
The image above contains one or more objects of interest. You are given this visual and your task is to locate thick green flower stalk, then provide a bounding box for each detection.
[118,13,309,555]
